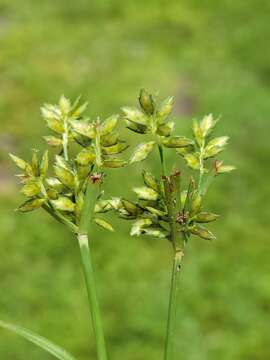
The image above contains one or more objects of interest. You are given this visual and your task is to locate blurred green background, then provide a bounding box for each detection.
[0,0,269,359]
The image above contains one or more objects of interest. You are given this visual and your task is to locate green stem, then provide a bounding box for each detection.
[77,233,107,360]
[164,250,183,360]
[158,143,166,177]
[163,175,184,360]
[78,181,107,360]
[42,204,78,234]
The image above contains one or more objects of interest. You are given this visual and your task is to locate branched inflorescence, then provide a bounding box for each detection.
[96,89,235,248]
[10,95,128,234]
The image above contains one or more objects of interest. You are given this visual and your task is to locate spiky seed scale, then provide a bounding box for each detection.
[126,120,148,134]
[47,188,59,200]
[156,122,174,137]
[51,197,75,212]
[9,154,29,172]
[130,218,152,236]
[55,155,70,170]
[145,206,166,217]
[100,115,118,135]
[45,118,64,134]
[72,101,88,118]
[94,200,113,213]
[133,186,159,201]
[46,177,62,189]
[103,159,127,168]
[192,120,203,146]
[190,192,202,214]
[21,181,41,197]
[193,212,219,223]
[43,136,62,146]
[76,150,96,166]
[31,151,39,176]
[157,96,174,119]
[94,218,114,232]
[59,95,71,115]
[16,198,45,212]
[101,133,119,147]
[139,89,155,115]
[142,228,166,238]
[130,141,155,164]
[183,153,200,170]
[162,136,194,148]
[190,225,216,240]
[122,107,148,125]
[199,114,217,138]
[122,199,138,216]
[39,150,49,178]
[54,166,75,188]
[142,170,159,192]
[71,120,95,139]
[102,142,128,155]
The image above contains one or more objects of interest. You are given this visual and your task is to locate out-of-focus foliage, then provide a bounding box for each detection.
[0,1,269,359]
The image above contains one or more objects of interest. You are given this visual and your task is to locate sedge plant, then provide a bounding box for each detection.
[98,89,235,360]
[7,95,128,360]
[5,90,235,360]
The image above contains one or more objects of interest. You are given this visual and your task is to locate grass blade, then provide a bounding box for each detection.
[0,320,77,360]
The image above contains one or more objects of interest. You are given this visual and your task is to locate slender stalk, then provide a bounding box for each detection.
[164,250,183,360]
[78,233,107,360]
[78,181,107,360]
[42,204,78,234]
[158,143,166,177]
[162,162,184,360]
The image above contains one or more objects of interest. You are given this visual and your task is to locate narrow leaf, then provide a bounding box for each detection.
[0,320,76,360]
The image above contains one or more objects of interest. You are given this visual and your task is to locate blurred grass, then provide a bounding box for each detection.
[0,0,269,359]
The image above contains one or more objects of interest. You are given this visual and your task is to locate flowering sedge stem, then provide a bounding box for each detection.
[164,250,183,360]
[78,181,107,360]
